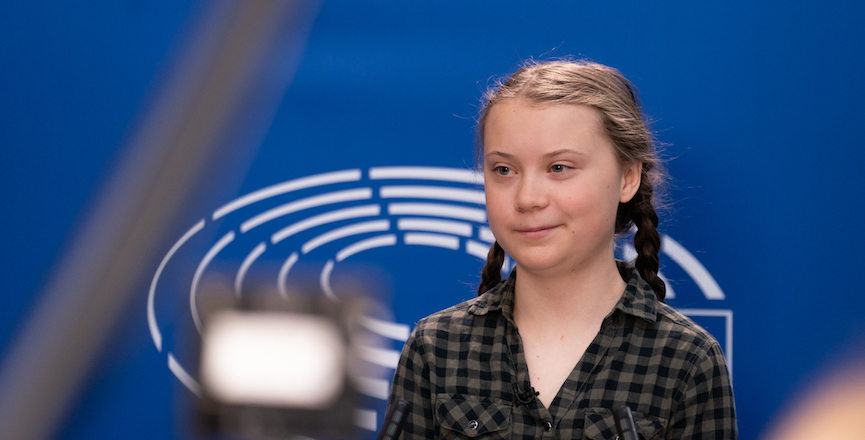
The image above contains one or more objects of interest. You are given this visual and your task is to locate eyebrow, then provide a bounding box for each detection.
[485,149,586,160]
[543,149,585,159]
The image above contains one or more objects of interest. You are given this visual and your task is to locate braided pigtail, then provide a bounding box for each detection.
[478,242,505,296]
[476,60,668,300]
[626,169,666,301]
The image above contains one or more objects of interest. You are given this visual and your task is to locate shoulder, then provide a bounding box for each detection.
[617,261,727,370]
[646,303,729,378]
[412,293,496,339]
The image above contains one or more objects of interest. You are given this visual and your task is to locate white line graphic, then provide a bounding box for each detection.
[277,252,299,298]
[369,166,483,184]
[235,242,266,297]
[302,220,390,254]
[388,203,486,222]
[617,243,678,298]
[336,234,397,262]
[150,165,730,423]
[662,236,725,300]
[355,409,377,431]
[478,226,495,243]
[149,219,204,352]
[191,231,235,333]
[240,188,372,233]
[404,233,460,250]
[355,376,391,400]
[321,259,336,300]
[271,205,380,244]
[360,316,411,341]
[168,352,202,397]
[466,239,491,260]
[381,185,485,205]
[357,345,402,368]
[212,169,362,220]
[397,218,472,236]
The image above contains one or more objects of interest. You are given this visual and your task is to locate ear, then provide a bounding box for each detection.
[619,162,642,203]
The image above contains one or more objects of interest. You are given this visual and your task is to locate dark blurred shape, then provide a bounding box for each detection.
[613,406,639,440]
[377,399,412,440]
[0,1,320,439]
[196,283,379,440]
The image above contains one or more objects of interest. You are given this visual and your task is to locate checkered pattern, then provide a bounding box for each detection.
[386,262,737,439]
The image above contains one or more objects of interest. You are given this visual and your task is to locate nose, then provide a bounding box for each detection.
[514,173,549,212]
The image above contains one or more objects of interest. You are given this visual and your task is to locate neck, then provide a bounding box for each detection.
[513,257,625,328]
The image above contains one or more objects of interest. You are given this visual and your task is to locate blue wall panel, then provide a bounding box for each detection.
[2,1,864,439]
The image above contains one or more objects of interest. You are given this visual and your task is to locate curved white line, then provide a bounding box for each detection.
[277,252,299,298]
[355,409,377,431]
[357,345,402,369]
[271,205,381,244]
[387,203,487,222]
[466,239,490,260]
[397,218,472,236]
[619,243,677,298]
[240,188,373,233]
[320,259,336,300]
[622,243,638,262]
[336,234,397,262]
[478,226,496,243]
[302,220,390,254]
[404,233,460,250]
[662,236,726,300]
[380,186,485,205]
[168,352,202,397]
[360,316,410,341]
[191,231,235,333]
[148,219,204,352]
[212,169,362,220]
[235,242,266,297]
[355,376,390,400]
[369,166,483,184]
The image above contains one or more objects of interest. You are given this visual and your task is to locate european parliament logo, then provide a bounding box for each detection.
[147,166,731,431]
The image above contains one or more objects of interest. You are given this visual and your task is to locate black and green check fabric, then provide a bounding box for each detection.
[386,262,737,439]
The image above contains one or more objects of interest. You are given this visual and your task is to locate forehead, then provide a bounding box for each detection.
[483,99,610,154]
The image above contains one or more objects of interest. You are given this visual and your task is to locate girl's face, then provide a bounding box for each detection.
[483,99,642,277]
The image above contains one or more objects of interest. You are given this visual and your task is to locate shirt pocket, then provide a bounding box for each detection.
[582,408,666,440]
[435,394,511,439]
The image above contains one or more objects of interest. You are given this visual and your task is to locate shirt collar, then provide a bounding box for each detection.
[614,261,659,323]
[468,261,659,324]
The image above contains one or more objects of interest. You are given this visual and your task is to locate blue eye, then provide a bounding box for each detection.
[551,164,566,173]
[495,166,511,176]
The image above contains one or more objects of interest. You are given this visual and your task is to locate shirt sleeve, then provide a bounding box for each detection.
[385,326,437,439]
[667,342,738,440]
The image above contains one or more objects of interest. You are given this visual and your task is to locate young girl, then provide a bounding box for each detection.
[386,60,737,439]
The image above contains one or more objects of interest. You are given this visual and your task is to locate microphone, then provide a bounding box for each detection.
[377,399,412,440]
[512,383,538,406]
[613,406,639,440]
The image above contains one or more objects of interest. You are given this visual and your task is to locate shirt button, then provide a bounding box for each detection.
[468,420,479,430]
[545,420,552,431]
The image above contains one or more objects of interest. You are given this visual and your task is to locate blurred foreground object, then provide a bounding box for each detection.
[762,352,865,439]
[0,1,320,439]
[197,284,383,440]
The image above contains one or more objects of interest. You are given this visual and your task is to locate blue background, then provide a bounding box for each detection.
[2,1,864,439]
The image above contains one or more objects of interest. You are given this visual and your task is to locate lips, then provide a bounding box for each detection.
[515,225,559,238]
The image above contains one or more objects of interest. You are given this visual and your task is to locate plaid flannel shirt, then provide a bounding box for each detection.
[386,262,737,439]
